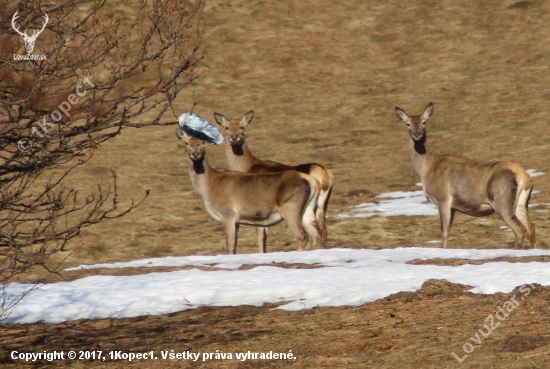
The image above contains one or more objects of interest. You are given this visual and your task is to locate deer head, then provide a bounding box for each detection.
[213,110,254,146]
[395,102,434,141]
[176,127,206,161]
[12,11,49,55]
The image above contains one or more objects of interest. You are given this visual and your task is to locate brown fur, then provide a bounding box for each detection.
[214,111,334,249]
[176,128,322,254]
[395,103,536,249]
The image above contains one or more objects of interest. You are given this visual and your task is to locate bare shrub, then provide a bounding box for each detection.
[0,0,205,321]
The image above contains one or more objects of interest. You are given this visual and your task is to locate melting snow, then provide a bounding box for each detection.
[334,190,438,219]
[527,169,546,178]
[4,247,550,324]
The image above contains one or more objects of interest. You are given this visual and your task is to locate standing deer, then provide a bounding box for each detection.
[11,11,49,55]
[395,102,535,249]
[213,111,334,250]
[176,126,322,254]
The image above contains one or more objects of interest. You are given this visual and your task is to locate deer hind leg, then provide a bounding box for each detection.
[315,189,327,247]
[303,196,322,250]
[492,200,526,250]
[222,219,239,254]
[499,212,525,249]
[489,177,527,249]
[438,202,455,248]
[309,168,333,247]
[284,212,309,251]
[280,202,310,251]
[516,208,536,249]
[256,227,267,253]
[515,186,536,249]
[303,177,323,250]
[317,184,334,247]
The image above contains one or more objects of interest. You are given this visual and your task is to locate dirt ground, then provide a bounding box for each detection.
[3,0,550,367]
[42,0,550,267]
[2,280,550,368]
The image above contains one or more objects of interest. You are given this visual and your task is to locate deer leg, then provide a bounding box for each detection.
[222,220,239,254]
[256,227,267,253]
[499,213,525,249]
[304,222,322,250]
[303,209,322,250]
[515,206,535,249]
[302,184,323,250]
[316,187,333,247]
[289,223,309,251]
[495,203,525,249]
[489,176,532,249]
[515,188,536,249]
[497,204,526,249]
[280,208,309,251]
[315,205,326,247]
[492,193,526,249]
[438,202,455,248]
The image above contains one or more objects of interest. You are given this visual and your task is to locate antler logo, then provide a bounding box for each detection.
[11,11,49,55]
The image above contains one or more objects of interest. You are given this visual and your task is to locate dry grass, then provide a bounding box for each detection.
[38,0,550,271]
[409,255,550,266]
[4,0,550,367]
[2,281,550,368]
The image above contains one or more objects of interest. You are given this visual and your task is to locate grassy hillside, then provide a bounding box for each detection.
[3,0,550,367]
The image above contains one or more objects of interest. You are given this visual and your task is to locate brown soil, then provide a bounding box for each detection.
[2,281,550,368]
[38,0,550,272]
[36,263,324,284]
[3,0,550,367]
[409,255,550,266]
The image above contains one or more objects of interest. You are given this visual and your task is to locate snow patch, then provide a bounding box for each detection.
[334,191,438,219]
[5,248,550,324]
[527,169,546,178]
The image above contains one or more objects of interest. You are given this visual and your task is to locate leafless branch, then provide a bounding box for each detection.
[0,0,204,320]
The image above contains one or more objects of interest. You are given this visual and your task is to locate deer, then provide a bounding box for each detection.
[394,103,536,249]
[176,126,323,254]
[213,110,334,251]
[11,11,49,55]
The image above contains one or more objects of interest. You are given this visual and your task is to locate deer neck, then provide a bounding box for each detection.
[409,134,431,180]
[188,156,214,199]
[225,141,255,172]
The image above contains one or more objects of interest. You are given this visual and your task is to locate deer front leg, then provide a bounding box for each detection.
[438,202,455,248]
[256,227,267,253]
[222,220,239,254]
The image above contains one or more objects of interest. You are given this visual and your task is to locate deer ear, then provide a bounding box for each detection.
[395,107,409,123]
[241,110,254,127]
[213,112,227,127]
[422,102,434,120]
[176,127,188,142]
